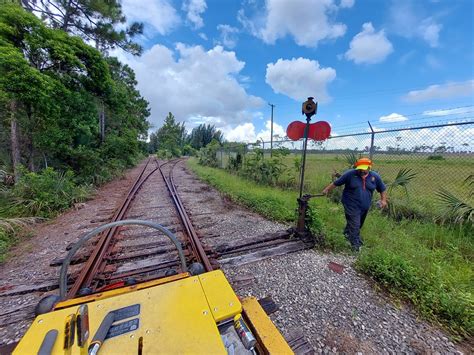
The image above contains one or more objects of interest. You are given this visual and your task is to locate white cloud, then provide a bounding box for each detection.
[265,58,336,102]
[238,0,349,47]
[216,24,240,49]
[379,113,408,122]
[198,32,208,40]
[422,107,473,117]
[223,120,286,143]
[402,80,474,102]
[182,0,207,29]
[223,123,257,142]
[122,0,179,35]
[419,18,442,47]
[114,44,264,129]
[345,22,393,64]
[339,0,355,8]
[389,1,442,47]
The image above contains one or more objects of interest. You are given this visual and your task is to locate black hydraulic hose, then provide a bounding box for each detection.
[59,220,188,300]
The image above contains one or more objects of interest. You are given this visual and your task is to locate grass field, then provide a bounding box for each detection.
[219,150,473,218]
[188,158,473,339]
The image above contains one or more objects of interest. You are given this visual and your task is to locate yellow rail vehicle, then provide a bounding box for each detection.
[14,220,293,354]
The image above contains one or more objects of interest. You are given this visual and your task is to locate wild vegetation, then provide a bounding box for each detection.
[0,3,149,258]
[148,115,224,158]
[188,158,473,339]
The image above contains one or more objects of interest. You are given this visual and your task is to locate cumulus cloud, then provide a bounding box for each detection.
[122,0,179,35]
[182,0,207,29]
[402,80,474,102]
[389,1,442,47]
[345,22,393,64]
[114,44,264,129]
[222,120,286,143]
[216,24,240,49]
[238,0,350,47]
[379,113,408,122]
[265,58,336,102]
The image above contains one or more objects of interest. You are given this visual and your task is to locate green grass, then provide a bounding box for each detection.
[224,152,473,219]
[188,158,473,339]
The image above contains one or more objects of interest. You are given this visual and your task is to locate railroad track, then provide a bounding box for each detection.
[0,157,315,347]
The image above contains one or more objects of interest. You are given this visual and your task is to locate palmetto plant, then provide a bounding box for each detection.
[387,168,418,198]
[343,152,361,168]
[436,175,473,226]
[386,168,418,219]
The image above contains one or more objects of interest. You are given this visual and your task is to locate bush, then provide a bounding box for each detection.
[198,141,220,167]
[427,155,445,161]
[11,168,92,217]
[241,149,288,185]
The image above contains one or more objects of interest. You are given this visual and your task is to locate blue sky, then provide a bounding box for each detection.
[115,0,474,143]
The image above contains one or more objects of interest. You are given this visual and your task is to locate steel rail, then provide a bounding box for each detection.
[157,159,213,271]
[66,158,156,298]
[59,220,187,300]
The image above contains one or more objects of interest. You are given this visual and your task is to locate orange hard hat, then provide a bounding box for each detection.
[354,157,372,170]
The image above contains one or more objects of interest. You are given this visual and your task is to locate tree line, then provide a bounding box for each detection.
[0,1,149,184]
[148,112,224,158]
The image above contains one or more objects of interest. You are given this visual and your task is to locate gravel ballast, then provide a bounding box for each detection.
[223,250,460,354]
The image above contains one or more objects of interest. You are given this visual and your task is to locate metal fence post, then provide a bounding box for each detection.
[368,121,375,160]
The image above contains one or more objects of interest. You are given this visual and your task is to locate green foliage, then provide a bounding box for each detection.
[188,123,223,149]
[149,113,185,157]
[198,140,220,167]
[427,155,445,161]
[156,149,174,160]
[343,152,361,168]
[304,204,323,241]
[182,144,197,156]
[240,149,288,186]
[226,152,243,172]
[21,0,144,55]
[436,176,473,227]
[0,5,149,182]
[385,168,418,220]
[10,167,92,217]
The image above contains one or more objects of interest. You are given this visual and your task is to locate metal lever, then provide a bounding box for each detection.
[88,312,115,355]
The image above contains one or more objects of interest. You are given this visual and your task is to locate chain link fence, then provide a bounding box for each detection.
[217,121,474,217]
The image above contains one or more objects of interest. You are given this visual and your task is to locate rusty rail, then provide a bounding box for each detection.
[66,158,156,298]
[157,159,213,272]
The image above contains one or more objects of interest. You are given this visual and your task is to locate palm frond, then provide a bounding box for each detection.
[391,168,418,188]
[436,188,473,225]
[343,152,360,168]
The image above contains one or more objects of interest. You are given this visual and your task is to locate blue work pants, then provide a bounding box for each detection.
[343,206,369,248]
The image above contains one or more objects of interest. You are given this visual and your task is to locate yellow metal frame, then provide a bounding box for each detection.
[14,271,293,354]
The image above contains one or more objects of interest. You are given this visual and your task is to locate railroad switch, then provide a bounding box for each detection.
[294,193,324,244]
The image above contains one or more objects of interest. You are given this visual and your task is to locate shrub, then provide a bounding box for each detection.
[11,168,92,217]
[427,155,445,161]
[198,141,220,167]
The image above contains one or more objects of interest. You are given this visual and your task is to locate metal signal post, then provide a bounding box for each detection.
[298,97,317,199]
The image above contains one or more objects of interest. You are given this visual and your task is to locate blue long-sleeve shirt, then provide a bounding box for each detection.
[334,169,386,211]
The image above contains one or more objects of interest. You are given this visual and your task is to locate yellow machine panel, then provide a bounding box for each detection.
[14,271,242,354]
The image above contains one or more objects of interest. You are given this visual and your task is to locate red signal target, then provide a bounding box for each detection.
[286,121,331,141]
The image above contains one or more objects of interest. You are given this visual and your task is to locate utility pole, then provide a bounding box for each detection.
[268,103,275,157]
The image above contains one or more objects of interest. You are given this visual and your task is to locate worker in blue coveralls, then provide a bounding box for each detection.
[322,158,387,251]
